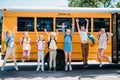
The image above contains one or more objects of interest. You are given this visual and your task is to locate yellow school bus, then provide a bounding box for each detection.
[1,7,120,69]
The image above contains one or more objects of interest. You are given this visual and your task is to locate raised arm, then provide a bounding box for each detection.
[85,19,89,32]
[56,29,58,38]
[70,24,74,35]
[76,19,80,32]
[35,27,39,39]
[2,26,6,35]
[44,28,49,36]
[13,27,17,34]
[62,23,66,35]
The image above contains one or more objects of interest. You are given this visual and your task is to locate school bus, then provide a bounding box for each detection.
[1,7,120,70]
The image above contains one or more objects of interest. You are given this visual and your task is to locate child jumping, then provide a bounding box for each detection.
[20,32,31,62]
[36,30,46,71]
[97,28,113,67]
[44,28,58,72]
[62,23,74,71]
[76,19,89,68]
[1,26,18,71]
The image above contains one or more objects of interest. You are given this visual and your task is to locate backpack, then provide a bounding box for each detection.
[87,33,95,44]
[64,34,72,41]
[6,37,11,47]
[48,38,57,48]
[20,37,29,45]
[98,33,109,41]
[4,37,11,53]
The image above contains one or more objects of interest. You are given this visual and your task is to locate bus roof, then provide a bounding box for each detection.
[3,7,120,13]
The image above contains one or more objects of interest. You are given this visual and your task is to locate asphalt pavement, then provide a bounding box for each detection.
[0,61,120,80]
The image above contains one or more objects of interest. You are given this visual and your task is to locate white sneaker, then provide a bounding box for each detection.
[41,67,44,71]
[69,65,72,71]
[99,61,103,68]
[36,67,40,71]
[1,66,4,71]
[108,56,112,63]
[14,66,18,71]
[65,65,68,71]
[22,59,25,63]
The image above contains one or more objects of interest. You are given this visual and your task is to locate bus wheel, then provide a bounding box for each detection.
[47,49,65,70]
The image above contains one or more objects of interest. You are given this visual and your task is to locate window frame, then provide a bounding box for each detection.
[93,18,110,32]
[36,17,54,32]
[17,17,34,32]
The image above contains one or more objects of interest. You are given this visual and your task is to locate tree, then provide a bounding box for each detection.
[69,0,120,8]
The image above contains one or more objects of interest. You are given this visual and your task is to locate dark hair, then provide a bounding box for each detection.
[6,31,9,35]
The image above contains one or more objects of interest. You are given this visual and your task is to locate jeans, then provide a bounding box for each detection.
[49,49,57,68]
[37,51,44,70]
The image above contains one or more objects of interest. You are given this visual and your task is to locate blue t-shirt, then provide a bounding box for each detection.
[4,34,15,47]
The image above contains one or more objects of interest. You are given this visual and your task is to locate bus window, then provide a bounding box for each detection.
[17,17,34,31]
[37,18,53,32]
[74,18,91,32]
[56,18,72,32]
[93,18,110,32]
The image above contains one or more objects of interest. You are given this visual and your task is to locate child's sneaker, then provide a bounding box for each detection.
[14,65,18,71]
[69,65,72,71]
[1,66,4,71]
[41,67,44,71]
[36,67,40,71]
[108,56,112,63]
[65,65,68,71]
[53,67,56,72]
[99,61,103,68]
[22,59,25,63]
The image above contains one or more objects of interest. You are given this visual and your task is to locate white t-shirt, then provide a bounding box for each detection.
[79,31,88,44]
[98,33,108,49]
[21,37,31,50]
[37,40,46,51]
[48,37,57,50]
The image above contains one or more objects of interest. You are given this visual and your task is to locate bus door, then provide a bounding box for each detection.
[112,13,120,63]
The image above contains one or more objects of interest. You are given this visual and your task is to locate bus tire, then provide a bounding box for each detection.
[46,49,65,70]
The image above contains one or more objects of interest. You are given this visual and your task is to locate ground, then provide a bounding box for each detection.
[0,61,120,80]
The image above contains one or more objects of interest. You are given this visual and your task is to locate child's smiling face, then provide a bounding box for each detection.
[50,32,56,39]
[23,32,28,38]
[39,35,44,40]
[80,26,85,31]
[6,31,11,37]
[100,28,105,34]
[66,29,70,35]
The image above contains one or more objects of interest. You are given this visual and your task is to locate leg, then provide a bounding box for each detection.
[53,50,57,71]
[100,49,105,61]
[68,52,72,71]
[11,48,18,70]
[2,47,11,66]
[68,52,72,65]
[36,51,41,71]
[49,50,53,69]
[65,51,68,65]
[11,48,17,66]
[85,44,89,65]
[65,51,68,71]
[101,49,110,62]
[81,44,85,65]
[53,50,57,68]
[22,50,26,62]
[41,51,44,71]
[97,49,102,62]
[27,50,30,60]
[99,49,105,68]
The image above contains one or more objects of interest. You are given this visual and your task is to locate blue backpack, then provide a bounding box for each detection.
[87,33,95,44]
